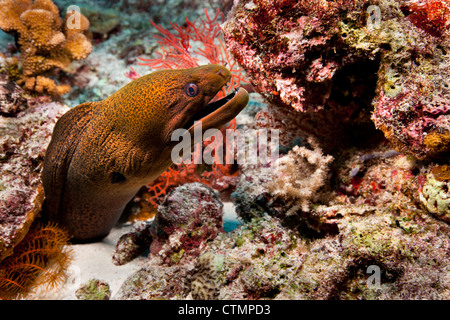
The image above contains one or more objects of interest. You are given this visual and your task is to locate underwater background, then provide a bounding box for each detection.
[0,0,449,300]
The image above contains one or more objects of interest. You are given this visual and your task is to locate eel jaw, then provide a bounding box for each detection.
[186,87,249,137]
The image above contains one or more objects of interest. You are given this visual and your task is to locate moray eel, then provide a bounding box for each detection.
[42,64,249,241]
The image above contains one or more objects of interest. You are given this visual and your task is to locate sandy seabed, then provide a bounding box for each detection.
[29,202,238,300]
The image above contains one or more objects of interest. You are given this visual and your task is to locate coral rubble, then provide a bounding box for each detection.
[149,183,224,265]
[112,221,152,266]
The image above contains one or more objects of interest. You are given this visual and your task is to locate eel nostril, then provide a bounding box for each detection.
[216,68,227,78]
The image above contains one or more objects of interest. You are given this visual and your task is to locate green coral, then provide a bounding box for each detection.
[75,279,111,300]
[420,173,450,223]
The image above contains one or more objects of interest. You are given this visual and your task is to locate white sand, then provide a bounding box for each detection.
[29,223,146,300]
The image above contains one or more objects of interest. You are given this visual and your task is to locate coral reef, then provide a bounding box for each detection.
[0,0,447,301]
[116,142,450,299]
[223,0,450,159]
[0,0,92,96]
[0,72,69,262]
[75,279,111,300]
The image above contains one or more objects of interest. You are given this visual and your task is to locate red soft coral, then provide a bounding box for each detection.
[406,0,450,37]
[138,8,246,98]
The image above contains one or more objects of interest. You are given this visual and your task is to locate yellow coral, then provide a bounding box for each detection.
[424,130,450,153]
[0,0,92,95]
[65,33,93,60]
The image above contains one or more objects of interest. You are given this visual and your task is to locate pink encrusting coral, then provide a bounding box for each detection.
[148,183,224,265]
[405,0,450,37]
[223,0,370,113]
[223,0,450,159]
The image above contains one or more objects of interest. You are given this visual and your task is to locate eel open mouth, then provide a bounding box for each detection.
[185,87,249,133]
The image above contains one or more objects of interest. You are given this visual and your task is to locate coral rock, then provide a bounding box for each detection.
[190,252,224,300]
[0,75,27,116]
[112,221,153,266]
[75,279,111,300]
[0,77,69,262]
[149,182,224,264]
[224,0,450,159]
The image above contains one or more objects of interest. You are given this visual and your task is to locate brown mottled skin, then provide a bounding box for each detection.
[42,65,249,241]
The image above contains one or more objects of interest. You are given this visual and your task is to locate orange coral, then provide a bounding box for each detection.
[0,223,72,300]
[432,165,450,182]
[424,130,450,153]
[23,75,71,96]
[0,0,92,96]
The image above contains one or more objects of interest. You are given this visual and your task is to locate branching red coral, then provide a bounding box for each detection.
[138,8,246,98]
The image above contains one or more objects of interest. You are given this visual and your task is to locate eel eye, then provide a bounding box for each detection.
[185,83,199,97]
